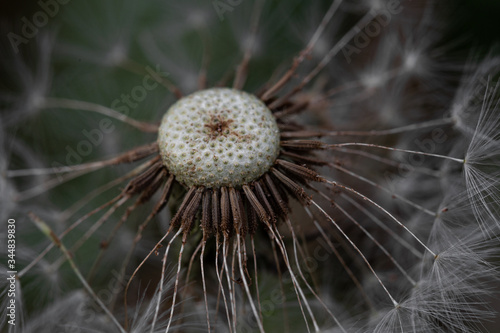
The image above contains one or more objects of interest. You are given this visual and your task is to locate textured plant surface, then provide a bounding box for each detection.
[1,0,500,332]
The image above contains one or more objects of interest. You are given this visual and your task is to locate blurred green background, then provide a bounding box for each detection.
[2,0,500,53]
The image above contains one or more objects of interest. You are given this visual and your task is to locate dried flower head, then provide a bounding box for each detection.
[2,0,500,333]
[157,87,280,188]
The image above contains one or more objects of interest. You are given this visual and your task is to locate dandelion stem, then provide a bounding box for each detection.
[200,237,212,332]
[308,211,375,310]
[332,147,443,178]
[269,10,377,109]
[233,0,264,90]
[15,168,88,201]
[310,200,400,307]
[305,0,344,53]
[270,237,289,333]
[251,236,263,323]
[321,66,404,99]
[285,216,348,332]
[331,200,417,286]
[164,231,186,333]
[265,225,319,332]
[51,196,129,271]
[120,57,183,99]
[329,142,465,163]
[280,117,455,138]
[7,142,158,177]
[58,169,140,222]
[42,97,159,132]
[18,161,154,278]
[339,193,423,258]
[331,163,436,216]
[29,213,126,333]
[223,238,237,333]
[236,234,265,333]
[303,11,377,86]
[261,0,343,100]
[124,224,176,329]
[324,179,436,257]
[215,235,232,333]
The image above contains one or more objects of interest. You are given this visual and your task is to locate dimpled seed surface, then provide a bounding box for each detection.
[158,88,280,188]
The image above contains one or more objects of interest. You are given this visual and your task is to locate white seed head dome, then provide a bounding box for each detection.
[158,88,280,188]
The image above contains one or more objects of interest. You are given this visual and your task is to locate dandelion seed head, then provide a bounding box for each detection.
[158,88,280,188]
